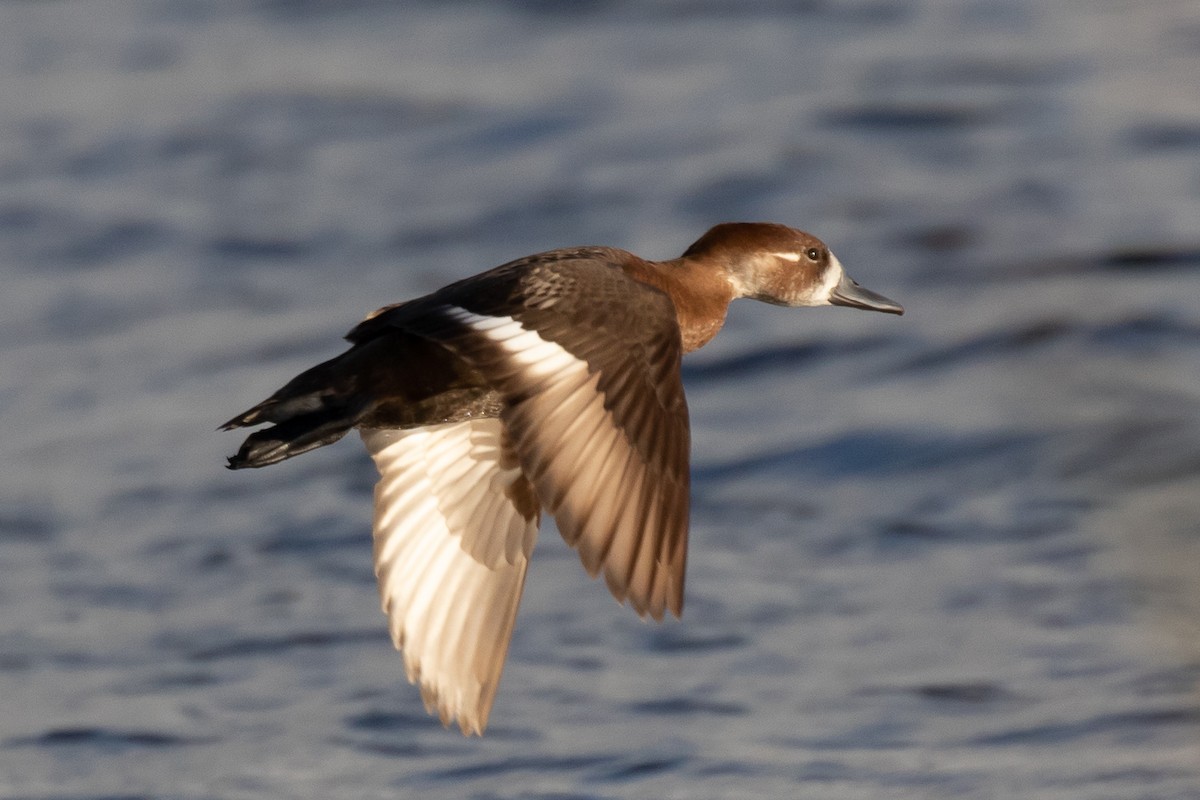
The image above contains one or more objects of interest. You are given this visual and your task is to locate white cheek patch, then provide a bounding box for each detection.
[814,251,847,305]
[765,251,846,306]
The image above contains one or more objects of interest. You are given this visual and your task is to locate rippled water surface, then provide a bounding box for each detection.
[3,2,1200,798]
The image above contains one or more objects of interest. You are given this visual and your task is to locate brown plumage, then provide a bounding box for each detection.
[221,222,903,734]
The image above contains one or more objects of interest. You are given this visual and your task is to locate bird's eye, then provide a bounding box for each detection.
[805,247,822,262]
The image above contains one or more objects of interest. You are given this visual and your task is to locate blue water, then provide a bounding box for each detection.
[3,2,1199,798]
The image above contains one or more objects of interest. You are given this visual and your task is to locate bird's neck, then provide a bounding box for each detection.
[625,257,736,353]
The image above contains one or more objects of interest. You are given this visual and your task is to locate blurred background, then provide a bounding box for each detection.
[2,1,1199,797]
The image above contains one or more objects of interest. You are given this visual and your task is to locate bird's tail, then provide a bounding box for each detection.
[220,355,370,469]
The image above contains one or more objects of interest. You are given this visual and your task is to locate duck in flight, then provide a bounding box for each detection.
[221,222,903,734]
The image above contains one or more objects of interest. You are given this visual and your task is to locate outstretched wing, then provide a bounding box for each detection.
[398,255,691,621]
[362,418,539,735]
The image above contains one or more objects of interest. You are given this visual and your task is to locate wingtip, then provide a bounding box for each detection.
[458,718,485,737]
[436,698,487,737]
[645,597,683,622]
[668,575,685,620]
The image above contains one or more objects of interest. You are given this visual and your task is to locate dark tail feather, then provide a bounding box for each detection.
[222,354,371,469]
[225,404,367,469]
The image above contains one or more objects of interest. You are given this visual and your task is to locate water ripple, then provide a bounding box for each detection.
[967,707,1200,746]
[6,727,205,750]
[683,335,892,382]
[186,629,380,661]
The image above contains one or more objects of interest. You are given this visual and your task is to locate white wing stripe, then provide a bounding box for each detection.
[444,308,589,380]
[439,306,684,620]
